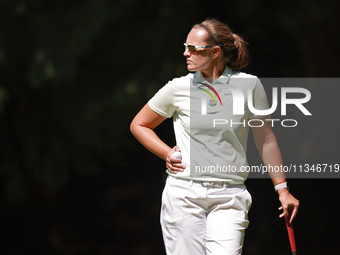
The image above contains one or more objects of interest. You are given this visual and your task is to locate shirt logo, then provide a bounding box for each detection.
[197,82,222,106]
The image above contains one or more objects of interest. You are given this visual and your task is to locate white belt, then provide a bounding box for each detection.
[168,175,235,189]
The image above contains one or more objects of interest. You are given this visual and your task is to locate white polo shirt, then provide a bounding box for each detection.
[148,66,269,184]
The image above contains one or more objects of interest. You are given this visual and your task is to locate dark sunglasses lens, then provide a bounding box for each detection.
[187,45,196,52]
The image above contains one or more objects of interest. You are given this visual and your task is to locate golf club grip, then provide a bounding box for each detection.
[285,216,297,254]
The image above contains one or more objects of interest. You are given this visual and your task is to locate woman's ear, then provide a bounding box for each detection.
[212,46,222,58]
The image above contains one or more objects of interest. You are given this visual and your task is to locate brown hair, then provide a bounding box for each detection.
[194,19,249,70]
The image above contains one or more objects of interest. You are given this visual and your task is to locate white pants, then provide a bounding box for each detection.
[160,176,252,255]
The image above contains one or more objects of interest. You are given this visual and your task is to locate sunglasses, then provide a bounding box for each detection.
[184,43,218,53]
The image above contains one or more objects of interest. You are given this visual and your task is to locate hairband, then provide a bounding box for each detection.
[200,23,228,56]
[200,23,222,45]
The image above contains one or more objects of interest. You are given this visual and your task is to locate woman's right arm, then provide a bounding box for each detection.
[130,104,184,173]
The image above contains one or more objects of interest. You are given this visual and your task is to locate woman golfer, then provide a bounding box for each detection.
[130,18,299,255]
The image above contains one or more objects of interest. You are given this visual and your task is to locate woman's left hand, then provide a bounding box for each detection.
[277,189,299,223]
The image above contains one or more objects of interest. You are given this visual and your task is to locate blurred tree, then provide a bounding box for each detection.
[0,0,195,203]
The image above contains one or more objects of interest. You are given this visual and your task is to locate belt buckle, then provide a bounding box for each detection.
[200,181,214,188]
[200,181,228,188]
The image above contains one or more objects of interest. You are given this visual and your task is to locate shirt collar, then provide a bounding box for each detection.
[194,66,233,85]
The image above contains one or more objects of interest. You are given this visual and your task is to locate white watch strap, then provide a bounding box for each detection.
[274,182,288,191]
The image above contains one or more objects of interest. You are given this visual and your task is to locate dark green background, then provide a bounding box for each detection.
[0,0,339,254]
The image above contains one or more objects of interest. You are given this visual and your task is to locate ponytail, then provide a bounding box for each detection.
[229,33,249,70]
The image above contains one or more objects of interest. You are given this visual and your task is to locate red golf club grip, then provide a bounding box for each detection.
[285,216,296,255]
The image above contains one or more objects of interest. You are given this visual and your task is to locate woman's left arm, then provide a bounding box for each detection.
[251,116,299,223]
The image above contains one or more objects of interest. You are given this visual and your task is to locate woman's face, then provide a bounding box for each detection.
[184,28,215,72]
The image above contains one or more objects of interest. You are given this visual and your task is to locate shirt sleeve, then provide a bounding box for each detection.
[148,81,178,118]
[248,78,270,118]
